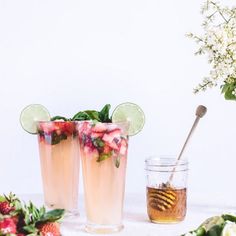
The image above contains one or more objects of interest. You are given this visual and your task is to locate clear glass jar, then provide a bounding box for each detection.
[145,156,188,223]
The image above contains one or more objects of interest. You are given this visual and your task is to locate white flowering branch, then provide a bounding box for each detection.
[188,0,236,100]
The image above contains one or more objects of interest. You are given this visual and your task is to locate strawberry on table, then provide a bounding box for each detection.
[0,193,20,215]
[0,201,14,215]
[0,217,17,234]
[37,222,60,236]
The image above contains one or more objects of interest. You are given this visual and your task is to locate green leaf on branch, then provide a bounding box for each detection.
[221,82,236,100]
[205,225,223,236]
[222,214,236,223]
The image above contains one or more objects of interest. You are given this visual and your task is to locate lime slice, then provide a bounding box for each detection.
[112,102,145,136]
[20,104,50,134]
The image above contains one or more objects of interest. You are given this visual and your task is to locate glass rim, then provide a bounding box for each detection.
[37,120,74,123]
[145,156,188,167]
[76,120,130,125]
[37,120,130,126]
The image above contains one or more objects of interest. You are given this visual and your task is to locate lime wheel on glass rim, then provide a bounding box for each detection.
[20,104,51,134]
[112,102,145,136]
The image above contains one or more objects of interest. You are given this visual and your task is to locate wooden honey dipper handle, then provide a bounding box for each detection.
[168,105,207,184]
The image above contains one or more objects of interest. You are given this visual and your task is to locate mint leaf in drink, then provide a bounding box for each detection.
[115,156,121,168]
[99,104,111,122]
[92,138,105,148]
[84,110,100,121]
[51,104,112,123]
[72,111,91,121]
[51,116,69,121]
[97,152,112,162]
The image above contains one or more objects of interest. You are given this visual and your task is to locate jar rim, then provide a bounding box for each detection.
[145,156,188,167]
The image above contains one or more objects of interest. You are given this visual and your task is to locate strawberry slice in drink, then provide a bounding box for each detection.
[102,128,121,150]
[62,122,75,136]
[92,123,107,133]
[38,122,55,134]
[91,132,104,139]
[119,138,128,156]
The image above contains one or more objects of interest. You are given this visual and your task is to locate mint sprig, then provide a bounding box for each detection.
[50,104,112,123]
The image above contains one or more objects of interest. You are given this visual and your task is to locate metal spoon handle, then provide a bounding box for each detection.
[168,105,207,183]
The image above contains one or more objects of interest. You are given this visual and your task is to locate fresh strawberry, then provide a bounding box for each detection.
[0,201,14,215]
[0,193,20,215]
[0,217,17,234]
[38,222,60,236]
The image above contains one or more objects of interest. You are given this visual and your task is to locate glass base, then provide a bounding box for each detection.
[150,218,184,224]
[85,223,124,234]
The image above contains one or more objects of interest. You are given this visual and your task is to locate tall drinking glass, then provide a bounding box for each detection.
[37,121,80,214]
[77,121,129,233]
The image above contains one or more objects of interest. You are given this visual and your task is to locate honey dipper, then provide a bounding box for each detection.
[168,105,207,183]
[148,105,207,212]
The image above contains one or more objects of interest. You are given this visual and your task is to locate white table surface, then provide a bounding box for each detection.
[20,194,236,236]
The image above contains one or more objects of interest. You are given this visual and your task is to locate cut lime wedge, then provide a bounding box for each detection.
[112,102,145,136]
[20,104,50,134]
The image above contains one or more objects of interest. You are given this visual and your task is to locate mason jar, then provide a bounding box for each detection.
[145,156,188,223]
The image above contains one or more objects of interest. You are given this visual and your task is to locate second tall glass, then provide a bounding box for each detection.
[77,121,129,233]
[37,121,80,214]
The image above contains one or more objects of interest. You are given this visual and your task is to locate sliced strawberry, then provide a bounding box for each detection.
[38,122,56,134]
[79,121,92,136]
[63,122,75,135]
[91,132,104,139]
[38,222,60,236]
[0,217,17,234]
[92,123,107,133]
[103,144,112,154]
[119,139,128,156]
[102,129,121,150]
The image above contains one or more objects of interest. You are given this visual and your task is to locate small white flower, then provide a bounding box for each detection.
[222,221,236,236]
[232,89,236,96]
[188,1,236,97]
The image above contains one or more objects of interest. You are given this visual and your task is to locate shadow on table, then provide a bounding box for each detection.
[124,211,150,223]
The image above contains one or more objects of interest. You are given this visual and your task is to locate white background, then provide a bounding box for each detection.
[0,0,236,205]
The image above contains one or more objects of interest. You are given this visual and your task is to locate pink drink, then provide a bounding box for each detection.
[78,121,129,233]
[37,121,80,213]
